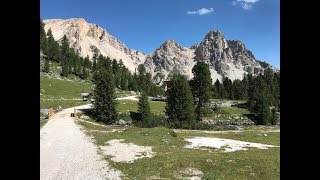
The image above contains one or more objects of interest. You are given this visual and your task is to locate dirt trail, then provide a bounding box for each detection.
[40,104,122,180]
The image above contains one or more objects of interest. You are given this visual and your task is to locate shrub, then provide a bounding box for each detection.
[118,113,132,122]
[201,107,215,116]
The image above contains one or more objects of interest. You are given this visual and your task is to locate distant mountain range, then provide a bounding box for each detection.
[44,18,278,83]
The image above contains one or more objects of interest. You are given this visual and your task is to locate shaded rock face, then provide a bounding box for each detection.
[44,18,278,82]
[194,30,233,76]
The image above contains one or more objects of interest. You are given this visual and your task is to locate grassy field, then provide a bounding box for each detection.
[210,99,247,104]
[216,107,251,115]
[40,76,92,99]
[78,120,280,179]
[40,75,91,109]
[40,99,89,109]
[116,100,166,114]
[41,76,141,109]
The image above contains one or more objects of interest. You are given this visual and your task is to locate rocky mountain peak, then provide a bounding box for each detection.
[159,39,187,52]
[204,30,224,39]
[144,39,195,81]
[44,18,146,73]
[200,30,228,51]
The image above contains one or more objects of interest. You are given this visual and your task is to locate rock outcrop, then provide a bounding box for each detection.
[144,39,196,81]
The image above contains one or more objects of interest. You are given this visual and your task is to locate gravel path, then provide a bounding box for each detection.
[40,104,122,180]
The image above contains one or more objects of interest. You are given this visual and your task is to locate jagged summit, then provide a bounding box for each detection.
[44,18,277,82]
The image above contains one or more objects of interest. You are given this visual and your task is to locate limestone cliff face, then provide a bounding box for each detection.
[43,18,146,73]
[146,30,277,82]
[44,18,278,82]
[144,39,195,81]
[193,30,265,81]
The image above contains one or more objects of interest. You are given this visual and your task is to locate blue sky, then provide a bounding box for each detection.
[41,0,280,68]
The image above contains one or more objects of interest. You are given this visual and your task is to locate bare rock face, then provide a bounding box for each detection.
[144,39,195,79]
[43,18,278,82]
[193,30,265,81]
[145,30,278,82]
[43,18,146,73]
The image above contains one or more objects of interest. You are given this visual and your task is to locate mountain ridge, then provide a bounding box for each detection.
[43,18,278,82]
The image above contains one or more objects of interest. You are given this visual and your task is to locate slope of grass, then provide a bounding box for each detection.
[116,100,166,114]
[79,120,280,179]
[218,107,251,115]
[40,76,92,99]
[40,99,89,109]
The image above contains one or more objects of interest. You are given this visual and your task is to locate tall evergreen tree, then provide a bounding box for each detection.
[137,64,147,92]
[60,35,69,58]
[43,58,50,73]
[40,19,47,51]
[270,108,279,125]
[241,75,249,100]
[92,47,99,73]
[190,61,212,121]
[120,67,129,90]
[84,56,92,69]
[223,77,233,99]
[112,59,119,74]
[46,29,60,62]
[232,79,243,100]
[93,60,117,124]
[254,95,271,125]
[213,80,221,98]
[138,91,151,124]
[166,74,196,128]
[81,66,88,79]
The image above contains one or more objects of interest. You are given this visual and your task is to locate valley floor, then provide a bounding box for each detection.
[40,103,280,179]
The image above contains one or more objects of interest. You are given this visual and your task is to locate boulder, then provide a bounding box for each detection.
[115,119,129,126]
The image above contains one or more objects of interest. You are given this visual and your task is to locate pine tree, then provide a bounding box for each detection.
[219,85,228,99]
[92,47,99,73]
[84,56,92,69]
[232,79,243,100]
[61,35,69,58]
[223,77,233,99]
[46,29,60,62]
[270,108,279,125]
[61,62,69,77]
[128,73,138,91]
[255,95,271,125]
[120,67,129,90]
[138,91,151,125]
[166,74,196,128]
[81,66,88,79]
[40,19,47,51]
[241,75,249,100]
[137,64,147,92]
[93,61,117,124]
[190,61,212,121]
[43,58,50,73]
[112,59,119,74]
[213,80,221,98]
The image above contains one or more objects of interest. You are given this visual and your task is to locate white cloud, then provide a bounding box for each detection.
[187,8,214,15]
[232,0,260,10]
[239,0,259,3]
